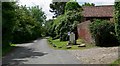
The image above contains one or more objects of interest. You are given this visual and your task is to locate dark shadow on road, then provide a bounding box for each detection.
[2,46,48,66]
[12,38,42,44]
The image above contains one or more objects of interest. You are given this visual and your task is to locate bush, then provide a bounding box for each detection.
[90,19,119,46]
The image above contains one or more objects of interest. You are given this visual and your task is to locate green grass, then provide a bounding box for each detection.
[10,43,16,47]
[48,38,68,49]
[48,37,96,50]
[110,58,120,66]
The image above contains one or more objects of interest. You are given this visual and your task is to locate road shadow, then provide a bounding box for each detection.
[12,38,42,45]
[2,46,48,66]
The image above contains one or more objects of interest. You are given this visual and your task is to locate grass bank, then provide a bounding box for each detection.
[47,37,96,50]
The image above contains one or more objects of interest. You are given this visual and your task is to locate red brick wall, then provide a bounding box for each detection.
[77,20,93,43]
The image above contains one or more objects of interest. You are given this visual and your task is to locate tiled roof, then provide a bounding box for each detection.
[82,5,114,17]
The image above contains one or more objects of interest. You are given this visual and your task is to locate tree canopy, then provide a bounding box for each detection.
[82,2,95,6]
[2,2,46,48]
[65,1,82,12]
[49,0,70,18]
[29,6,46,26]
[2,2,17,47]
[47,1,83,41]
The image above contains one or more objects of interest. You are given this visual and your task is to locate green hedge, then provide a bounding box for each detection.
[90,19,119,46]
[114,2,120,43]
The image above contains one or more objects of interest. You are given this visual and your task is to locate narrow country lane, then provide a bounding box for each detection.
[2,39,81,66]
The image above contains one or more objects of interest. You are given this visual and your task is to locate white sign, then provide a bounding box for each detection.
[70,32,75,44]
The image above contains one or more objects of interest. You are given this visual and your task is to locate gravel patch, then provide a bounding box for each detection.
[68,47,119,64]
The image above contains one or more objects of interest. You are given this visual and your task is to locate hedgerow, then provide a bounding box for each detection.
[90,19,118,46]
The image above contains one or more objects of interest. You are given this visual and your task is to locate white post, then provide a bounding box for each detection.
[70,32,75,44]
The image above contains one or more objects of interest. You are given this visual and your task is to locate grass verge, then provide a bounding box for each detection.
[47,37,96,50]
[110,58,120,66]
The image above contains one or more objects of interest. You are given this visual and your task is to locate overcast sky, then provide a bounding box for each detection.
[18,0,115,20]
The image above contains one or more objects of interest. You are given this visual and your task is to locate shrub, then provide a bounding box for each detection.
[90,19,119,46]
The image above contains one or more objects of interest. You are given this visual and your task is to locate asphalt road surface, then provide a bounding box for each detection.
[2,39,81,66]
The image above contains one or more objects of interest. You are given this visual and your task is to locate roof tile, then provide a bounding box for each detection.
[82,5,114,17]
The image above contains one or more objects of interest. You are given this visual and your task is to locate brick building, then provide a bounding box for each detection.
[77,5,114,43]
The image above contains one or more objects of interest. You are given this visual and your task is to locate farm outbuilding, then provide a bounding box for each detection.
[77,5,114,43]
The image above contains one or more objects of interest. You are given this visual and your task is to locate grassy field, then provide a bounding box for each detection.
[48,37,96,50]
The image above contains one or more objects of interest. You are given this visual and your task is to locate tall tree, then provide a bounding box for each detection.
[12,5,39,43]
[49,1,69,18]
[82,2,95,6]
[2,2,17,47]
[51,1,83,41]
[65,1,82,12]
[12,5,47,43]
[29,6,46,26]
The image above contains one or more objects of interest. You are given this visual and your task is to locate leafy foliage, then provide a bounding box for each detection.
[44,19,54,36]
[114,2,120,43]
[82,2,95,6]
[49,2,68,18]
[29,6,46,25]
[2,2,17,47]
[2,2,46,46]
[49,1,83,41]
[90,19,118,46]
[65,1,82,12]
[12,6,44,43]
[47,1,83,41]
